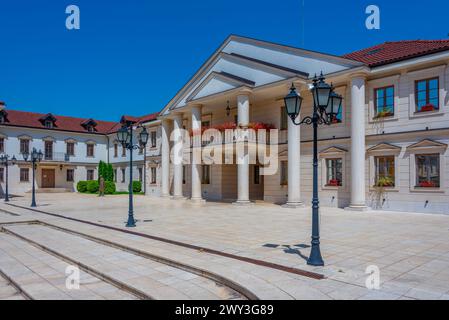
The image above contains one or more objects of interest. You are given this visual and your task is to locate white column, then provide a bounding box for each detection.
[234,93,251,205]
[283,112,303,208]
[172,114,184,199]
[191,105,203,202]
[161,119,171,197]
[347,76,369,211]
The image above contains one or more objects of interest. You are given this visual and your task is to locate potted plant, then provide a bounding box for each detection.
[375,176,394,188]
[375,110,394,119]
[420,104,435,112]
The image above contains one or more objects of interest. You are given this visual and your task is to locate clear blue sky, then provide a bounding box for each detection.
[1,0,448,121]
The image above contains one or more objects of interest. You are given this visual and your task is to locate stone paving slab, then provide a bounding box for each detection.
[2,223,246,300]
[3,193,449,300]
[0,232,136,300]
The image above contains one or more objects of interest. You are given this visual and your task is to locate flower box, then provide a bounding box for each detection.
[374,111,394,119]
[420,104,436,112]
[326,179,341,187]
[418,181,436,188]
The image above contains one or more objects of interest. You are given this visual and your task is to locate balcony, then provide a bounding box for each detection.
[43,152,72,162]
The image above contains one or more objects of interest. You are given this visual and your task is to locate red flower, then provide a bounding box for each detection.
[419,181,436,188]
[421,104,435,112]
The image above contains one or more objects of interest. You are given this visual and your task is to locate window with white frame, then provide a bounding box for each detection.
[151,167,157,184]
[415,78,439,113]
[121,168,126,183]
[114,169,117,182]
[66,142,75,156]
[415,154,440,188]
[0,167,4,182]
[253,165,260,185]
[20,168,29,182]
[87,169,94,181]
[20,139,30,155]
[325,158,343,187]
[86,143,95,157]
[374,86,395,118]
[150,131,157,148]
[0,138,4,153]
[374,156,395,187]
[66,169,74,182]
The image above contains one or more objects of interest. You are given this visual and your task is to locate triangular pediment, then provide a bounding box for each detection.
[161,35,362,116]
[367,142,402,153]
[186,72,255,102]
[407,139,448,151]
[319,146,348,155]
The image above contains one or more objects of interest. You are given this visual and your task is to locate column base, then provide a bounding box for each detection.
[232,200,253,206]
[160,194,171,198]
[344,205,371,212]
[171,195,187,200]
[282,202,305,209]
[190,198,206,204]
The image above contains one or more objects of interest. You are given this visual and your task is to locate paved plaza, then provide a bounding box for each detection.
[1,193,449,300]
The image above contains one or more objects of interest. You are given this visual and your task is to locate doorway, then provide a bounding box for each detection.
[41,169,55,188]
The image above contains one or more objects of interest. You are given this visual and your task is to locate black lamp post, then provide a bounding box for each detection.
[117,123,149,228]
[0,154,17,202]
[284,73,342,267]
[23,148,43,207]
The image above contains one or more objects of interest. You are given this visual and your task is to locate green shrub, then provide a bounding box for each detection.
[87,180,99,194]
[77,181,88,193]
[104,181,116,195]
[132,181,142,193]
[106,164,114,182]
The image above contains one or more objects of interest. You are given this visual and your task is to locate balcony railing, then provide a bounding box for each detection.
[43,152,72,162]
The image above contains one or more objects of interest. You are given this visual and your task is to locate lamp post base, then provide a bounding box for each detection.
[307,245,324,267]
[232,200,253,206]
[126,217,136,228]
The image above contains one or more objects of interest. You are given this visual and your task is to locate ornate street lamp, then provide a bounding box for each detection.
[0,154,17,202]
[116,124,149,227]
[23,148,43,207]
[284,73,342,267]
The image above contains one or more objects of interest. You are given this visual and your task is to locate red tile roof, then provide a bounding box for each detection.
[342,40,449,67]
[0,109,158,135]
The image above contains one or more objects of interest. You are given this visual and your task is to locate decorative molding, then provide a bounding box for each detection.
[42,136,56,142]
[407,139,448,153]
[18,134,33,141]
[319,146,348,156]
[367,142,402,154]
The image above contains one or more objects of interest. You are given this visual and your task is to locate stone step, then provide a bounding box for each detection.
[0,232,137,300]
[3,224,246,300]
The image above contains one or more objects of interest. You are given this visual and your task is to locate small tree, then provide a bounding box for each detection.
[106,163,114,182]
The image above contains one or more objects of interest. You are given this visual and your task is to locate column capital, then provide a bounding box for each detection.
[237,87,253,96]
[349,72,368,81]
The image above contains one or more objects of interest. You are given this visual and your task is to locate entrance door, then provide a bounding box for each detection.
[42,169,55,188]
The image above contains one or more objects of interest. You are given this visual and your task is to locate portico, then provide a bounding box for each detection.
[158,35,368,208]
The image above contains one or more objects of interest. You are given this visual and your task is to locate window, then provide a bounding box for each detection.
[415,78,439,112]
[122,144,126,157]
[138,167,143,182]
[374,156,395,187]
[202,121,210,128]
[416,154,440,188]
[20,168,29,182]
[44,120,54,129]
[114,169,117,182]
[20,139,30,154]
[0,167,4,182]
[280,161,288,185]
[201,165,210,184]
[121,168,126,183]
[44,141,53,160]
[66,142,75,156]
[374,86,394,118]
[86,144,95,157]
[66,169,74,182]
[326,159,343,187]
[280,107,288,130]
[150,131,157,148]
[0,138,4,153]
[151,167,157,184]
[87,169,94,181]
[182,166,186,184]
[114,144,118,157]
[87,126,95,133]
[254,165,260,185]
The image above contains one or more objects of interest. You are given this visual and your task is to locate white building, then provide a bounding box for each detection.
[157,35,449,214]
[0,106,160,195]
